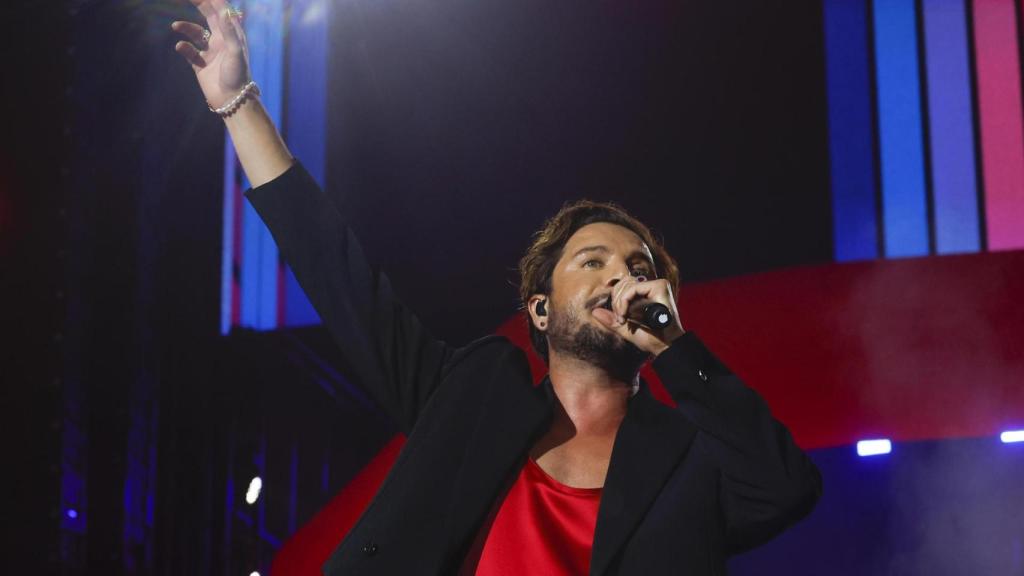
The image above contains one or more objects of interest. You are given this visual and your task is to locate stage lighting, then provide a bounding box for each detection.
[66,509,78,519]
[245,476,263,505]
[1000,430,1024,443]
[857,439,892,456]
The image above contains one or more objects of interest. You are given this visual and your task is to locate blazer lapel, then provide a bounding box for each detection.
[444,350,555,559]
[590,381,698,576]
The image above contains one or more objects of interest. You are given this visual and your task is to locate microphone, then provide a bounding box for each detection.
[627,299,674,330]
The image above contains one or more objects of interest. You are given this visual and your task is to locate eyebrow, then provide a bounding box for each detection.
[572,245,611,259]
[572,245,654,265]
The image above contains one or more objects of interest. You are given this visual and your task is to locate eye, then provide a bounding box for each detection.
[582,259,603,269]
[630,265,653,277]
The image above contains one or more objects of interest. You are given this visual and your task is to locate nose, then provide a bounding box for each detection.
[605,262,630,288]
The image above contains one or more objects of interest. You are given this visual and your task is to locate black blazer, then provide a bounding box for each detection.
[247,162,822,575]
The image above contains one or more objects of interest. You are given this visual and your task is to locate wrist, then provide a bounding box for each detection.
[221,92,263,127]
[209,81,260,117]
[219,95,294,187]
[649,326,686,358]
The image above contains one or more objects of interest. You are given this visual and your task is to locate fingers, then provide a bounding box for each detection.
[171,20,209,49]
[611,278,640,322]
[189,0,217,20]
[612,278,667,322]
[229,9,248,52]
[174,40,207,69]
[206,0,244,52]
[219,8,246,52]
[187,0,231,45]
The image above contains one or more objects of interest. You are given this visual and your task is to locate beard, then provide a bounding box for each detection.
[545,299,650,382]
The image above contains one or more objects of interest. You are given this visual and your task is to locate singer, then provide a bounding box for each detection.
[173,1,821,574]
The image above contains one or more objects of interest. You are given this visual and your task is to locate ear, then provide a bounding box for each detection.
[527,294,549,332]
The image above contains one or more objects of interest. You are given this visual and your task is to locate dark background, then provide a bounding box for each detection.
[325,0,829,343]
[3,0,828,573]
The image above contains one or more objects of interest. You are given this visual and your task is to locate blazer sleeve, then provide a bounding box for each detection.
[245,161,454,435]
[650,331,822,556]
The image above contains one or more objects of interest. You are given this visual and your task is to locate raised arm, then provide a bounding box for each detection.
[171,0,291,186]
[172,0,455,433]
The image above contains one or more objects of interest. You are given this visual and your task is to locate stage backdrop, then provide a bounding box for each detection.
[43,0,1023,573]
[231,0,1023,574]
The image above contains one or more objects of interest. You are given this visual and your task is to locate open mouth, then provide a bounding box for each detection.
[592,295,614,311]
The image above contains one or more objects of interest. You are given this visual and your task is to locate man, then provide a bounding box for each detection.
[173,1,821,573]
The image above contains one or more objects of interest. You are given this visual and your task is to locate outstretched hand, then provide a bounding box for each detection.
[171,0,250,109]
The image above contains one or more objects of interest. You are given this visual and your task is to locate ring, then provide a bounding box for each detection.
[201,28,212,44]
[226,4,244,19]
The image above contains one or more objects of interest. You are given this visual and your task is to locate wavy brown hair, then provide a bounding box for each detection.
[518,200,680,363]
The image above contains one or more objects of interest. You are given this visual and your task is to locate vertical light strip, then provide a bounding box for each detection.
[220,134,238,334]
[240,0,284,329]
[281,0,326,327]
[972,0,1024,250]
[873,0,931,258]
[921,0,981,254]
[825,0,881,262]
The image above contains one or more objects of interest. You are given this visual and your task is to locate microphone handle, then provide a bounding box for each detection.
[626,299,673,330]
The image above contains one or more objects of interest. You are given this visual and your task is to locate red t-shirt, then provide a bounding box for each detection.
[459,457,603,575]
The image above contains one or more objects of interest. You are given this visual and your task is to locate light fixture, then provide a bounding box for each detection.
[1000,430,1024,443]
[857,439,892,456]
[245,476,262,505]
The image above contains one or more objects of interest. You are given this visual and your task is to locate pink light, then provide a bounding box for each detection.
[972,0,1024,250]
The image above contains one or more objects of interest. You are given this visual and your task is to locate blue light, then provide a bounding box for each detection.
[824,0,881,262]
[921,0,981,254]
[66,509,78,519]
[1000,430,1024,443]
[873,0,930,258]
[857,439,892,456]
[233,0,285,331]
[282,0,327,328]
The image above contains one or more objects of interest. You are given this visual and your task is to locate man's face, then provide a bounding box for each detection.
[544,222,657,379]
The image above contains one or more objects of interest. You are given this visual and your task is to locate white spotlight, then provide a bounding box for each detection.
[250,572,260,576]
[245,476,263,505]
[857,439,892,457]
[1000,430,1024,443]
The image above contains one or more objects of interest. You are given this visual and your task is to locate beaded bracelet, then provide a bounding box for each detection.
[208,81,260,117]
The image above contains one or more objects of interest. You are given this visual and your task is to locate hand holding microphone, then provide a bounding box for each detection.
[611,275,686,356]
[626,299,674,330]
